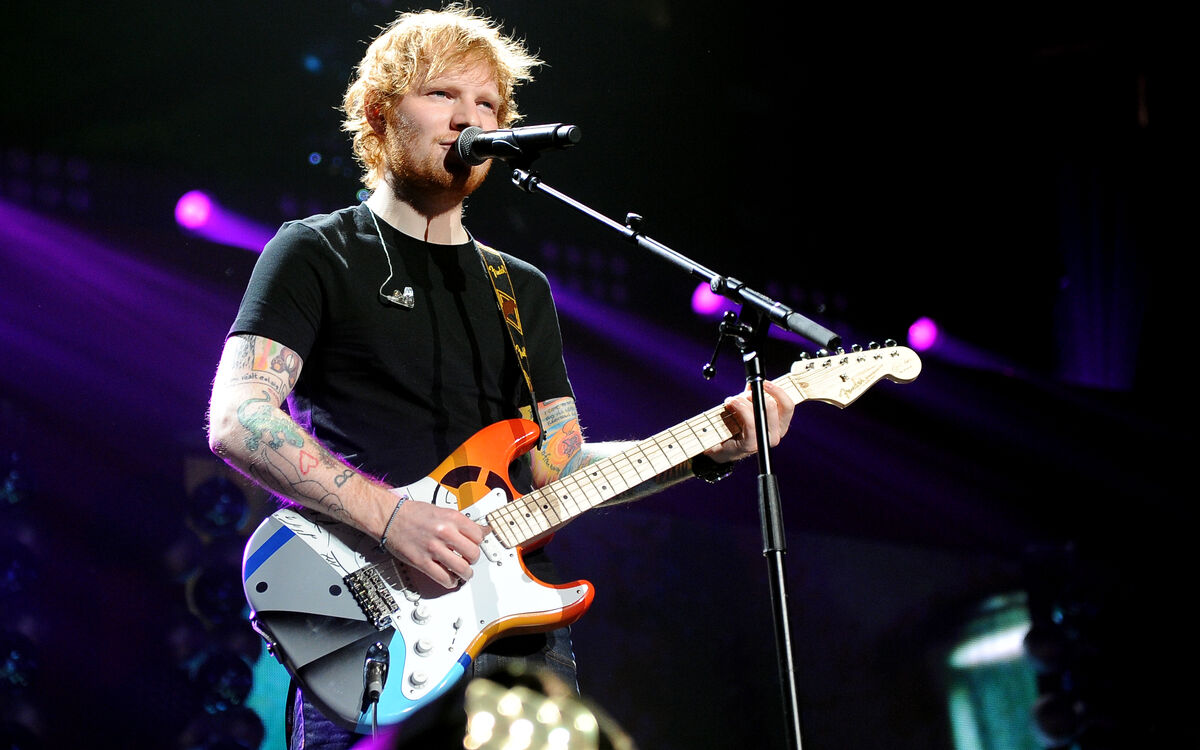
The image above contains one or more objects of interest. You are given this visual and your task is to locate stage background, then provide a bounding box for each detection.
[1,2,1188,748]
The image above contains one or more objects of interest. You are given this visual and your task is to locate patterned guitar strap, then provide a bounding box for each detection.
[476,242,546,448]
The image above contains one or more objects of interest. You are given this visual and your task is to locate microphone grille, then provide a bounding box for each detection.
[455,126,486,165]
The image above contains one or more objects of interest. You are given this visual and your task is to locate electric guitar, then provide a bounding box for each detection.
[241,343,922,731]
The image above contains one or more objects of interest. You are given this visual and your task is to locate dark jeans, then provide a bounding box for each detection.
[287,628,578,750]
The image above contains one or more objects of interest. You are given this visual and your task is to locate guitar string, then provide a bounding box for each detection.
[488,358,860,540]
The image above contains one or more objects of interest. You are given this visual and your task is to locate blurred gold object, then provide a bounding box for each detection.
[461,667,634,750]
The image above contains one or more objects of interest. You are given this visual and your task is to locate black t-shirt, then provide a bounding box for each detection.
[230,202,573,490]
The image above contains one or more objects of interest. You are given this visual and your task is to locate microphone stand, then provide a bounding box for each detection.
[508,161,840,750]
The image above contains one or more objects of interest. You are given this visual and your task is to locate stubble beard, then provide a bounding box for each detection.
[382,114,491,214]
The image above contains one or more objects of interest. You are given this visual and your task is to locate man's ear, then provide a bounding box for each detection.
[366,97,387,136]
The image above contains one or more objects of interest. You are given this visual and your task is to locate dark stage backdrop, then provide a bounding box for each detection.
[1,2,1189,748]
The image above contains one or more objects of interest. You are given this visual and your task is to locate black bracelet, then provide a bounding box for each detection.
[377,494,407,551]
[691,453,735,484]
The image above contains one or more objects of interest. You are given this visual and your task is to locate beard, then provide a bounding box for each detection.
[381,112,491,210]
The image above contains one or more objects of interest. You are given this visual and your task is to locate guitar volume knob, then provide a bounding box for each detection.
[414,639,433,655]
[409,671,428,687]
[412,604,431,624]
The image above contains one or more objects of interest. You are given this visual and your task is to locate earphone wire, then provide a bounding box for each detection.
[367,206,399,302]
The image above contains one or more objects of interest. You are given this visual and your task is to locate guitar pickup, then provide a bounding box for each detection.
[480,533,513,564]
[464,489,515,565]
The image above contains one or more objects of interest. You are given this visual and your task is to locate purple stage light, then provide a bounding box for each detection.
[908,316,939,351]
[688,282,818,346]
[174,190,213,229]
[691,282,736,317]
[173,190,274,252]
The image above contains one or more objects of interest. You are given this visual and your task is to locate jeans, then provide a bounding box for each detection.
[287,627,578,750]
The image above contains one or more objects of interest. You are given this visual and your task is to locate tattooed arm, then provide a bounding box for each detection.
[523,381,795,504]
[207,334,483,589]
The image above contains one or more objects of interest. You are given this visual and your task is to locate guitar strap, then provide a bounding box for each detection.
[476,242,546,447]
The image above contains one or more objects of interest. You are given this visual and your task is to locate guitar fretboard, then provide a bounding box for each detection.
[487,404,739,547]
[486,344,920,548]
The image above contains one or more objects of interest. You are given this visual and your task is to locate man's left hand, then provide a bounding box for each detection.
[705,380,795,465]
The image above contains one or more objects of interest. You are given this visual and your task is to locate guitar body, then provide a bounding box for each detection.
[242,419,595,732]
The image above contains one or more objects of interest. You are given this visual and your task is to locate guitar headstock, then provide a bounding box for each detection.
[781,340,922,408]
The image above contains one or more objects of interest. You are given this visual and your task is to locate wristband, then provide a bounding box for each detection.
[377,494,407,551]
[691,453,735,484]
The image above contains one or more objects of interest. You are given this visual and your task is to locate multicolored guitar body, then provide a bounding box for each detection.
[241,343,922,731]
[242,420,591,732]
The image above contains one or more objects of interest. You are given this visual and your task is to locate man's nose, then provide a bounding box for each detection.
[450,101,481,130]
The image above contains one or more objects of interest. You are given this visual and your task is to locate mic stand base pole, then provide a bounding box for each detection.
[762,477,803,750]
[738,318,804,750]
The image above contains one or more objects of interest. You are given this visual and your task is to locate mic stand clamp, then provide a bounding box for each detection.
[703,311,744,380]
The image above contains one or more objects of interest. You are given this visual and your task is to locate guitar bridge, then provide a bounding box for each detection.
[344,566,398,629]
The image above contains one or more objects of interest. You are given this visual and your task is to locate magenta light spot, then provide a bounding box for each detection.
[175,190,213,229]
[172,191,274,252]
[908,316,939,351]
[691,282,735,316]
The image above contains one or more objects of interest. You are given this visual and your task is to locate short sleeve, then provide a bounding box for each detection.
[228,221,329,360]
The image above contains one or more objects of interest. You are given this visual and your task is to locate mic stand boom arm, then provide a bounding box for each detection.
[511,169,841,350]
[511,166,834,750]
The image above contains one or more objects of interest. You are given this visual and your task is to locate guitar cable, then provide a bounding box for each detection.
[363,641,390,737]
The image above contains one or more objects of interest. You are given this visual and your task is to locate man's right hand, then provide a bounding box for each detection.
[210,334,486,590]
[380,499,486,589]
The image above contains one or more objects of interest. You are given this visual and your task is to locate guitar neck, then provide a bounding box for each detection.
[486,344,920,548]
[486,402,739,548]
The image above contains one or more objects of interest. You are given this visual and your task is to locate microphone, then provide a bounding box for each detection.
[456,123,581,165]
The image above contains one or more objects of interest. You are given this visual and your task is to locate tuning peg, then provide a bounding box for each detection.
[868,341,880,350]
[815,348,829,358]
[851,344,862,352]
[797,351,810,360]
[884,339,897,347]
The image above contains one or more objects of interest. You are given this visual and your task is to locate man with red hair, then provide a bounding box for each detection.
[208,6,793,747]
